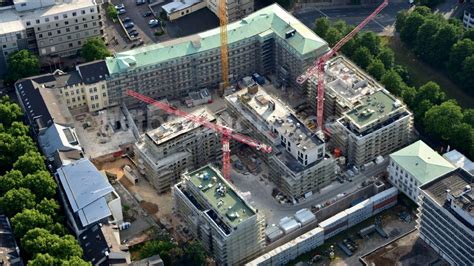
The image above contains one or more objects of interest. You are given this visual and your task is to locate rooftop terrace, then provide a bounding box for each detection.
[345,89,403,130]
[105,4,328,74]
[324,56,380,108]
[186,165,255,228]
[146,108,214,146]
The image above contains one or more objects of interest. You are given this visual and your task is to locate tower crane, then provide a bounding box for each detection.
[127,90,272,181]
[218,0,229,90]
[296,0,389,130]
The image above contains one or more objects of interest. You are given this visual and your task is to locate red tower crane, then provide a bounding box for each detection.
[127,90,272,181]
[296,0,389,130]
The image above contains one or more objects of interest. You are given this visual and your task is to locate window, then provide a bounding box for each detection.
[45,18,50,22]
[57,30,61,34]
[90,96,94,101]
[69,43,73,47]
[81,10,86,14]
[48,32,52,36]
[26,21,31,26]
[66,28,70,32]
[36,19,40,24]
[72,12,77,16]
[78,41,81,45]
[63,14,67,19]
[54,16,59,20]
[65,21,69,25]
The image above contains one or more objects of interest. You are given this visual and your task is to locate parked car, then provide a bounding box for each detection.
[122,17,132,23]
[117,8,127,15]
[143,11,153,17]
[136,0,146,5]
[115,3,125,9]
[137,39,145,46]
[124,22,134,29]
[130,32,139,38]
[128,29,138,35]
[148,19,160,27]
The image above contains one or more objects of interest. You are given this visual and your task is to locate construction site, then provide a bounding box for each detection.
[14,0,420,264]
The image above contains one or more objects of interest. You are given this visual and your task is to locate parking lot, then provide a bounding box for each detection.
[289,205,418,265]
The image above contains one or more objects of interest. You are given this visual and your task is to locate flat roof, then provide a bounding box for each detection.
[145,108,214,146]
[422,168,474,210]
[162,0,202,14]
[323,56,380,108]
[0,0,97,35]
[105,4,328,74]
[345,89,403,129]
[390,141,456,184]
[186,165,255,228]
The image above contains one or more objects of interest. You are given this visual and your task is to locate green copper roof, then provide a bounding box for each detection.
[187,165,255,228]
[105,4,328,74]
[390,140,455,184]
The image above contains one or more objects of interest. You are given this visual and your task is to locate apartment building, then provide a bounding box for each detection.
[388,141,455,203]
[0,0,103,75]
[172,165,266,265]
[135,108,221,193]
[417,168,474,265]
[331,89,414,166]
[463,6,474,29]
[104,4,329,106]
[307,56,379,120]
[225,85,337,200]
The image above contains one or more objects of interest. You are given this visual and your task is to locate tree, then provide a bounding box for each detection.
[424,100,463,140]
[463,28,474,41]
[21,228,83,259]
[314,17,330,39]
[11,209,53,239]
[415,81,446,105]
[60,256,91,266]
[13,151,46,176]
[36,198,60,217]
[352,46,373,70]
[357,32,381,55]
[377,47,395,69]
[401,85,417,108]
[106,5,118,20]
[181,241,207,265]
[414,19,440,62]
[418,0,443,8]
[6,50,40,84]
[0,133,37,173]
[8,122,29,137]
[395,11,408,32]
[0,188,36,217]
[448,39,474,78]
[325,28,343,47]
[333,20,349,34]
[381,70,404,96]
[139,240,176,265]
[21,171,57,201]
[431,23,462,67]
[458,55,474,92]
[80,38,112,62]
[393,64,411,84]
[412,6,432,16]
[448,123,474,158]
[463,109,474,127]
[367,59,386,80]
[414,99,434,123]
[29,253,56,266]
[0,96,23,127]
[399,13,426,46]
[0,170,23,194]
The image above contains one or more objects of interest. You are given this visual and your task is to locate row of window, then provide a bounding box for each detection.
[25,8,97,26]
[37,22,97,38]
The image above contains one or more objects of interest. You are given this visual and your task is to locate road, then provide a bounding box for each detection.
[294,1,411,34]
[231,160,389,225]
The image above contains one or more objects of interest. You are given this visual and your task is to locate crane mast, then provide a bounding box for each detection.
[127,90,272,181]
[218,0,229,90]
[297,0,389,130]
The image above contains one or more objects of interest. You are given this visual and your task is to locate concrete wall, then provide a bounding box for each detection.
[166,1,207,21]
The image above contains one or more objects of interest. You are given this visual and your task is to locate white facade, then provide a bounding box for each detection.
[388,161,422,202]
[463,8,474,29]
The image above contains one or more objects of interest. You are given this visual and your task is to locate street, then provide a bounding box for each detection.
[231,160,389,225]
[293,1,411,34]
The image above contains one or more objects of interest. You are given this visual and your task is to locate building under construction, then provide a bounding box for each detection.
[226,85,337,200]
[307,56,414,166]
[173,165,266,265]
[134,108,222,193]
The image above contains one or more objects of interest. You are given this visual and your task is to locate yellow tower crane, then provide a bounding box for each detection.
[218,0,229,92]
